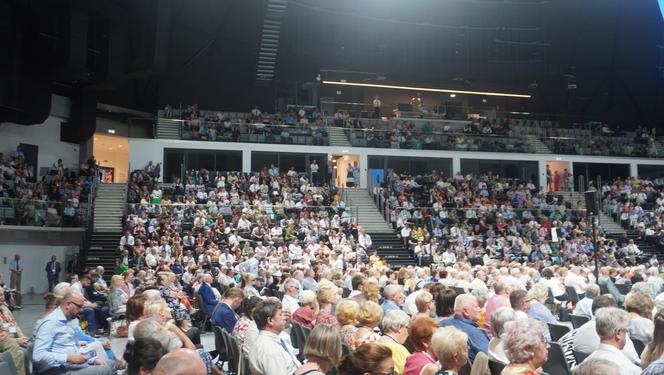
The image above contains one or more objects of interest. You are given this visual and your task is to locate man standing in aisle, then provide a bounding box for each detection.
[9,254,22,306]
[45,255,61,292]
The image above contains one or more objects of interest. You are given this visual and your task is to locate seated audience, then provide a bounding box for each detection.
[338,343,394,375]
[349,301,383,350]
[403,317,440,375]
[426,326,469,375]
[249,299,301,374]
[294,324,342,375]
[501,318,549,375]
[584,307,642,375]
[488,307,517,364]
[440,294,489,363]
[123,337,166,375]
[376,310,411,374]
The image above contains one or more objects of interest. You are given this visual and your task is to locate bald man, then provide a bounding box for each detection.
[33,291,115,375]
[440,294,489,363]
[153,349,206,375]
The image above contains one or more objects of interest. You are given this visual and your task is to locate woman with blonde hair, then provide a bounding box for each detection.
[336,299,360,345]
[349,301,383,350]
[315,283,339,327]
[624,292,655,344]
[108,274,129,316]
[363,281,381,304]
[294,324,343,375]
[240,272,260,298]
[641,309,664,368]
[421,326,469,375]
[414,291,435,320]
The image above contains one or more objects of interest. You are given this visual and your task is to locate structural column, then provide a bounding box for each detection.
[242,149,251,173]
[629,162,638,178]
[538,160,547,192]
[452,157,461,177]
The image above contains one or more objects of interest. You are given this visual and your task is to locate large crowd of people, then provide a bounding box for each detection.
[4,165,664,375]
[0,146,95,227]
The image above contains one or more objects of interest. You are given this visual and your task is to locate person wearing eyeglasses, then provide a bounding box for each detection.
[584,307,643,375]
[500,318,548,375]
[338,342,395,375]
[33,291,115,375]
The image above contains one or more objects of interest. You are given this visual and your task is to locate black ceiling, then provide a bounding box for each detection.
[1,0,663,127]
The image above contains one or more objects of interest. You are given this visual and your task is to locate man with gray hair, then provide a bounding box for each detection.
[440,294,489,363]
[575,284,600,319]
[585,307,642,375]
[281,278,301,314]
[380,284,403,314]
[572,358,620,375]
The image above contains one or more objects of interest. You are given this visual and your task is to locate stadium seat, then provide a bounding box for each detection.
[547,323,570,342]
[568,314,589,329]
[542,342,571,375]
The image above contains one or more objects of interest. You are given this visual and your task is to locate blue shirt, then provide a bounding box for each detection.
[440,315,489,363]
[380,300,399,315]
[33,307,82,373]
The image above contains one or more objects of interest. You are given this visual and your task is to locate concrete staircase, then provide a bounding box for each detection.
[85,231,122,277]
[555,191,625,235]
[344,188,416,268]
[525,135,551,153]
[93,183,127,233]
[327,127,351,147]
[156,118,181,139]
[345,189,393,233]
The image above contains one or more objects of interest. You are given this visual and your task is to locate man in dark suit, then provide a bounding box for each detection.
[211,287,244,332]
[198,274,218,318]
[45,255,61,292]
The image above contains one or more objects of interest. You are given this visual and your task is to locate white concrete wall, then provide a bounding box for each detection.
[0,245,76,294]
[0,95,78,173]
[129,138,664,189]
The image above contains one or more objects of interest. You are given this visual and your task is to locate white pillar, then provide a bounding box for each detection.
[359,152,368,189]
[242,149,251,173]
[630,162,638,178]
[452,157,461,176]
[538,159,547,192]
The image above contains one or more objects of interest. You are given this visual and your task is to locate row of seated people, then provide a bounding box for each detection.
[602,176,664,252]
[346,120,534,153]
[19,168,649,375]
[544,136,660,158]
[374,170,645,269]
[163,104,329,145]
[25,248,664,375]
[0,149,94,227]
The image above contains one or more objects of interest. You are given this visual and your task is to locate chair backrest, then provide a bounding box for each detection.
[569,314,589,329]
[599,283,609,295]
[565,286,579,304]
[0,351,18,375]
[221,329,241,373]
[292,323,309,361]
[632,338,646,357]
[213,326,229,362]
[488,359,506,375]
[542,342,571,375]
[572,349,589,365]
[454,287,467,295]
[547,323,571,342]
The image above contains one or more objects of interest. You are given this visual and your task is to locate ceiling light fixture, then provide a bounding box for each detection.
[322,80,531,99]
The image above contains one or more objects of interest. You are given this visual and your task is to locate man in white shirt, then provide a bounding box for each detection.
[281,279,301,314]
[573,295,640,364]
[372,96,381,118]
[564,267,588,298]
[442,247,456,265]
[585,307,642,375]
[120,231,134,249]
[575,284,600,319]
[249,300,301,375]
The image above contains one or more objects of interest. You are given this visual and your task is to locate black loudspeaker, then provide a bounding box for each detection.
[585,191,598,215]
